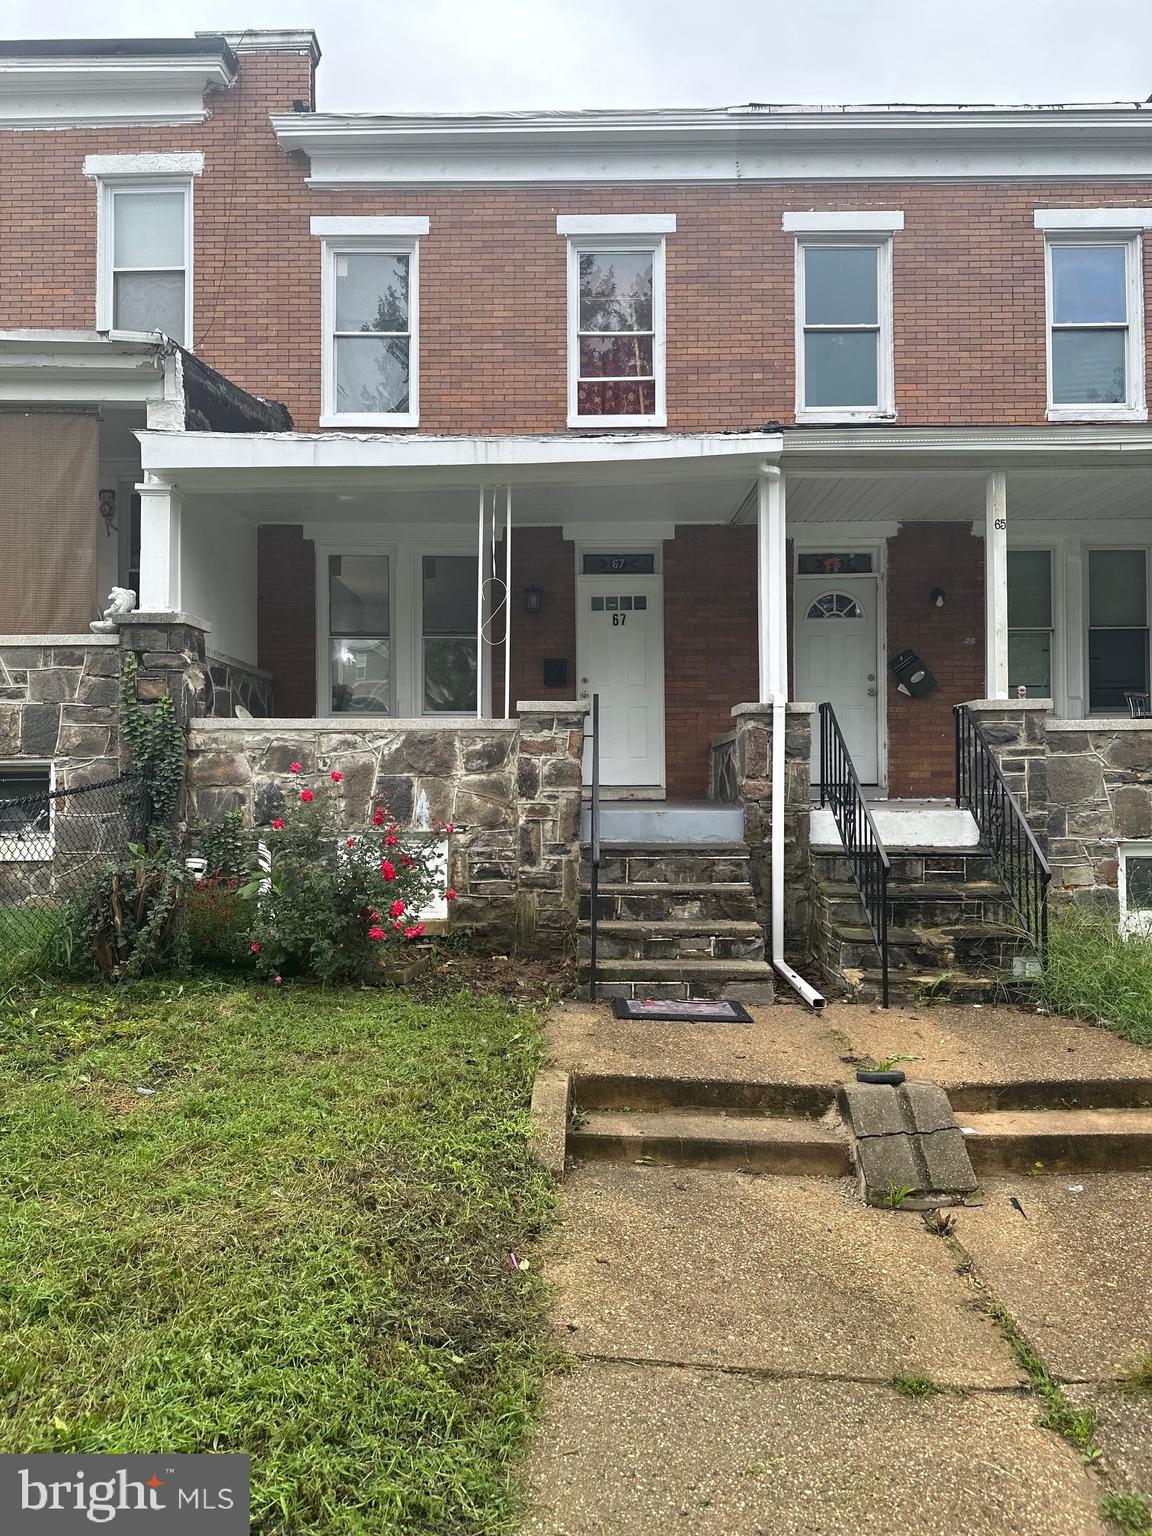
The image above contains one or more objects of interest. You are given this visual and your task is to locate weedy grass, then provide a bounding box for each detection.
[889,1370,942,1400]
[1038,909,1152,1047]
[0,977,553,1535]
[1101,1492,1152,1535]
[1116,1354,1152,1396]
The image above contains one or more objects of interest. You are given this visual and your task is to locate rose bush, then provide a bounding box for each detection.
[238,767,452,983]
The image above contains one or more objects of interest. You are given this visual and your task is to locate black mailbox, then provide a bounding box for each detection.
[890,648,937,699]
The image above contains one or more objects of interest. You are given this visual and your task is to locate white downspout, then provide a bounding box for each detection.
[757,462,824,1010]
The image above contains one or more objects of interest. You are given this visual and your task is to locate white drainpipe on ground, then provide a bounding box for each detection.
[771,694,825,1011]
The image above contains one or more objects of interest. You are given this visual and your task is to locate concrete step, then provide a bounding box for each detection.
[819,879,1017,928]
[827,922,1034,974]
[959,1107,1152,1173]
[580,801,745,845]
[812,849,998,885]
[811,802,980,850]
[571,1072,837,1118]
[579,956,776,1001]
[849,968,1009,1004]
[577,919,765,962]
[581,882,760,923]
[568,1106,850,1175]
[582,845,751,885]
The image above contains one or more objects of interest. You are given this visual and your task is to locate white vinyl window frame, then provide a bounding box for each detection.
[565,234,668,429]
[1119,841,1152,938]
[1007,546,1056,699]
[316,223,424,429]
[1043,231,1146,423]
[0,760,54,863]
[793,233,896,423]
[95,176,194,347]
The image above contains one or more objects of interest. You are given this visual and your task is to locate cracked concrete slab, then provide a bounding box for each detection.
[838,1079,978,1206]
[547,1165,1020,1387]
[523,1361,1105,1536]
[954,1174,1152,1381]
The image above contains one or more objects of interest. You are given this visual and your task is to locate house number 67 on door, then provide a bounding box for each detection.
[612,612,627,626]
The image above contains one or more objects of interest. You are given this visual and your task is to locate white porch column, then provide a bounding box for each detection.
[136,479,182,611]
[757,464,788,700]
[984,470,1009,700]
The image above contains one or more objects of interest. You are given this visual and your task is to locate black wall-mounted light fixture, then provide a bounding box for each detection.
[523,585,543,615]
[930,587,946,608]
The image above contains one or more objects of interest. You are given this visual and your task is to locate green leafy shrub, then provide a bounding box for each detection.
[74,843,189,981]
[118,653,184,837]
[1038,906,1152,1046]
[239,767,451,983]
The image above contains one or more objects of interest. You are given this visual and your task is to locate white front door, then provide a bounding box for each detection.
[577,572,665,788]
[795,575,881,785]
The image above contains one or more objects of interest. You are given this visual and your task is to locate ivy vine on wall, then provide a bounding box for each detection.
[119,653,186,838]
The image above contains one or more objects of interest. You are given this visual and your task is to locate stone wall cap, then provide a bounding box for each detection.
[190,715,520,733]
[1049,716,1152,731]
[206,649,274,680]
[730,700,816,717]
[117,611,213,633]
[516,699,589,714]
[0,633,118,646]
[963,697,1053,711]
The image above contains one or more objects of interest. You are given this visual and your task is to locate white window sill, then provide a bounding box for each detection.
[1046,405,1148,423]
[319,412,419,430]
[794,408,897,425]
[567,414,668,430]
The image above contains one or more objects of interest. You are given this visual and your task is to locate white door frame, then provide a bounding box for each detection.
[574,537,667,795]
[792,534,888,792]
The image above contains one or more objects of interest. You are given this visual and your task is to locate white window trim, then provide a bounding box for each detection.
[783,210,904,233]
[793,233,896,424]
[310,216,429,238]
[557,214,676,235]
[565,234,667,429]
[318,235,421,429]
[1006,546,1057,700]
[1035,208,1152,231]
[1119,842,1152,938]
[1044,231,1147,423]
[84,152,204,179]
[95,176,194,347]
[0,760,54,863]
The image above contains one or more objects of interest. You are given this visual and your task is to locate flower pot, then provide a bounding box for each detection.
[856,1069,906,1086]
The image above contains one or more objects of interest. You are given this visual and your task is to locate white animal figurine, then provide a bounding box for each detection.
[90,586,137,633]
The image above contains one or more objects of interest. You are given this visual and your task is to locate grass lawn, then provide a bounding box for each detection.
[1038,909,1152,1047]
[0,978,553,1534]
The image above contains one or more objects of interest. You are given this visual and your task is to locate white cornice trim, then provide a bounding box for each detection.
[783,210,904,232]
[84,152,204,179]
[556,213,676,234]
[309,215,429,236]
[1035,207,1152,229]
[782,423,1152,458]
[0,58,234,130]
[272,105,1152,186]
[200,29,321,65]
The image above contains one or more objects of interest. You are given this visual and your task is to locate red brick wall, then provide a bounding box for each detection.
[664,525,759,799]
[495,527,578,709]
[885,523,985,798]
[4,63,1152,430]
[257,524,316,716]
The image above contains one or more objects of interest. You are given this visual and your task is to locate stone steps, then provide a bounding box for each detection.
[580,882,760,922]
[576,918,765,962]
[581,842,751,885]
[568,1106,850,1175]
[850,969,1009,1004]
[959,1107,1152,1173]
[812,848,998,885]
[578,956,776,1001]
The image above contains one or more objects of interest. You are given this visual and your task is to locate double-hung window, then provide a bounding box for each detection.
[1088,548,1149,712]
[86,154,202,346]
[1036,211,1151,420]
[785,212,901,421]
[312,217,427,428]
[559,215,672,427]
[1007,550,1054,698]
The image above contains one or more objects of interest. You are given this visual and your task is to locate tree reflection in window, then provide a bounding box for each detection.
[334,252,411,415]
[577,249,655,416]
[806,592,864,620]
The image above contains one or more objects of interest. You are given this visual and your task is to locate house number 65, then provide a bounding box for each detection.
[612,612,627,626]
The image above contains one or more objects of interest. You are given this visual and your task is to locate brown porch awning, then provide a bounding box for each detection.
[0,411,97,633]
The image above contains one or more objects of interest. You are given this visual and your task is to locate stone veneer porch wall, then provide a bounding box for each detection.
[0,634,121,785]
[185,703,586,952]
[965,699,1152,907]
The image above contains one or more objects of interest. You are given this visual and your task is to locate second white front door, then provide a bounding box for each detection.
[577,572,665,787]
[795,575,881,785]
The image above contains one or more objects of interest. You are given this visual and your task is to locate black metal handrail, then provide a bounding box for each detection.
[954,705,1051,962]
[588,693,601,1002]
[819,703,891,1007]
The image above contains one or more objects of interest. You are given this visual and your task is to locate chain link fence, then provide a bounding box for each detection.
[0,771,148,968]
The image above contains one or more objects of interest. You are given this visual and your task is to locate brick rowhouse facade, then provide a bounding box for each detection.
[3,35,1151,805]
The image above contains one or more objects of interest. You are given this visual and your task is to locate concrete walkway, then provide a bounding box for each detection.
[523,1003,1152,1534]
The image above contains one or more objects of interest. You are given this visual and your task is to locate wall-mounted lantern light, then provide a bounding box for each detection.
[930,587,946,608]
[523,585,544,615]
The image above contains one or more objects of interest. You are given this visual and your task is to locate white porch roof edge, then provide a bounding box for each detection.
[0,329,182,421]
[782,422,1152,462]
[136,428,785,481]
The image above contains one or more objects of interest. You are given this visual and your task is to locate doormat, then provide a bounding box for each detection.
[609,997,753,1023]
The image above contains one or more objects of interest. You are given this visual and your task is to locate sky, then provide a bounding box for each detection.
[5,0,1152,114]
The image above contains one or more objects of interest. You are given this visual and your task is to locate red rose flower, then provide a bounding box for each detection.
[346,836,357,847]
[390,898,406,918]
[400,854,413,867]
[250,941,261,953]
[367,925,386,941]
[404,923,425,939]
[289,762,302,774]
[369,910,379,922]
[380,860,396,881]
[300,789,314,803]
[271,818,285,831]
[445,888,457,901]
[330,770,343,782]
[372,807,386,827]
[446,823,456,833]
[385,833,398,847]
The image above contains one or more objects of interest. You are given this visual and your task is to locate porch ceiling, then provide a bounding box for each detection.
[786,468,1152,525]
